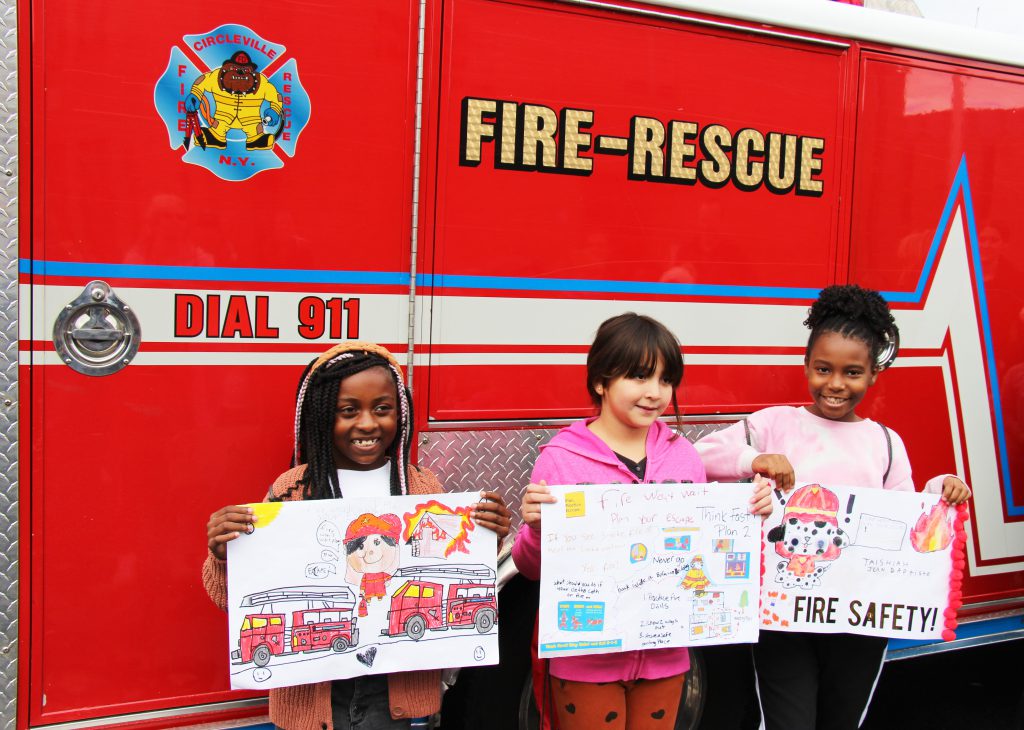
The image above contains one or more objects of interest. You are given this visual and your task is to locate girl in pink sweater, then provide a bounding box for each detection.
[513,313,773,730]
[696,285,971,730]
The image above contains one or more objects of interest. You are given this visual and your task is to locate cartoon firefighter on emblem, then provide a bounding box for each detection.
[344,513,403,618]
[183,50,283,151]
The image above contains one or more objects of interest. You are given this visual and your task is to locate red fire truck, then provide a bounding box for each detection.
[382,565,498,640]
[9,0,1024,728]
[233,587,361,667]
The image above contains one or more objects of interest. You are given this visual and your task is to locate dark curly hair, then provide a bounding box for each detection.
[804,284,899,369]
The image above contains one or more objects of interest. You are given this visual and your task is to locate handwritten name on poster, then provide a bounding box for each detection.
[538,483,761,659]
[760,483,965,640]
[226,493,497,689]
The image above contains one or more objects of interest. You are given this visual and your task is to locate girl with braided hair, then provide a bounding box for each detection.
[696,284,971,730]
[204,342,511,730]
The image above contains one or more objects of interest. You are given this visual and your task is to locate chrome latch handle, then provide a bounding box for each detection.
[53,280,142,376]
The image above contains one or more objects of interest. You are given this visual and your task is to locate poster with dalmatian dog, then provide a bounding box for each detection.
[760,483,967,641]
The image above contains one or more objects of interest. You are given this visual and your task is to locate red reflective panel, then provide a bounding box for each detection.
[431,0,846,287]
[850,53,1024,511]
[29,0,419,722]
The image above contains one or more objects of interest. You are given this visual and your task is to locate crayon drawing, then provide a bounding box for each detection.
[760,484,964,640]
[226,493,497,689]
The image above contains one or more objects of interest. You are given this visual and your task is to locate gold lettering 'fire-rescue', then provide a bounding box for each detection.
[459,96,825,197]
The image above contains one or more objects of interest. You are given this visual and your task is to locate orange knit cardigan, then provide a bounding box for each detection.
[202,464,444,730]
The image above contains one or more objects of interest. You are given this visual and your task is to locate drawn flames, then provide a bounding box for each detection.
[402,500,475,557]
[910,502,954,553]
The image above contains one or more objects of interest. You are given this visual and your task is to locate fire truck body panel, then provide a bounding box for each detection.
[423,0,850,421]
[18,0,418,725]
[7,0,1024,728]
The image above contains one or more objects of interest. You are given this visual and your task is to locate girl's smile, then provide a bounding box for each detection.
[592,358,672,448]
[333,366,399,470]
[804,331,878,422]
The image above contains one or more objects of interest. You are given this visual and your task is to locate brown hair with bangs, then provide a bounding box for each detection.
[586,312,685,435]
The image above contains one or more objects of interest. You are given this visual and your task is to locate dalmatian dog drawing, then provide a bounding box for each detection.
[766,484,849,588]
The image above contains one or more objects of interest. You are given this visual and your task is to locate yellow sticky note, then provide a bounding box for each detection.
[564,491,586,518]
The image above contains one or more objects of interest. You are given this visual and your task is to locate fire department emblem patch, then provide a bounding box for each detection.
[154,25,311,181]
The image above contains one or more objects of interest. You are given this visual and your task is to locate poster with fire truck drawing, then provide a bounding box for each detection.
[538,483,761,659]
[759,483,968,641]
[226,493,498,689]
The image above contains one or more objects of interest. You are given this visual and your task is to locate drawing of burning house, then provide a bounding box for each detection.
[404,502,474,559]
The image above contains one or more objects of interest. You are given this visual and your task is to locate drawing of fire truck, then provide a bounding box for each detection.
[381,565,497,641]
[233,586,360,667]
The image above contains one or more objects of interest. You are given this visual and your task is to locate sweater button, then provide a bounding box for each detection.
[321,723,328,729]
[393,706,405,717]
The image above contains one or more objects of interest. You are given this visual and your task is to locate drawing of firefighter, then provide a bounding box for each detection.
[344,513,402,617]
[680,553,711,595]
[183,50,283,151]
[766,484,849,588]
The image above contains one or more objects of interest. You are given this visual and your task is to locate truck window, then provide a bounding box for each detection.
[252,617,268,629]
[423,587,435,598]
[241,618,251,631]
[406,585,421,598]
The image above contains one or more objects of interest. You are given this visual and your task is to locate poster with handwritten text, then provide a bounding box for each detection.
[759,483,966,641]
[538,483,761,659]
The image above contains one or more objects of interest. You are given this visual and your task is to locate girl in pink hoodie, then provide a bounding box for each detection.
[513,313,773,730]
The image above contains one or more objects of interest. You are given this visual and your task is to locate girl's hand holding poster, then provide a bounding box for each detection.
[761,483,967,641]
[226,493,498,689]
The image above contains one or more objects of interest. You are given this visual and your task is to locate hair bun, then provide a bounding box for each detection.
[804,284,899,369]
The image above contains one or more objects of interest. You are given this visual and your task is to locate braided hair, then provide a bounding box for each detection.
[804,284,899,370]
[292,344,413,501]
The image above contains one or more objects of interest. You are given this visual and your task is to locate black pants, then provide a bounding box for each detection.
[331,675,412,730]
[752,631,888,730]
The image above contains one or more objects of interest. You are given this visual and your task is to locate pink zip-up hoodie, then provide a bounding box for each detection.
[512,418,707,682]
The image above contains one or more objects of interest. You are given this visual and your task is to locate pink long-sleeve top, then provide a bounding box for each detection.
[512,418,707,682]
[695,405,947,494]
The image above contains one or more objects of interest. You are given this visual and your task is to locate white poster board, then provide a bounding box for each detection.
[760,483,963,640]
[538,483,761,659]
[226,493,497,689]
